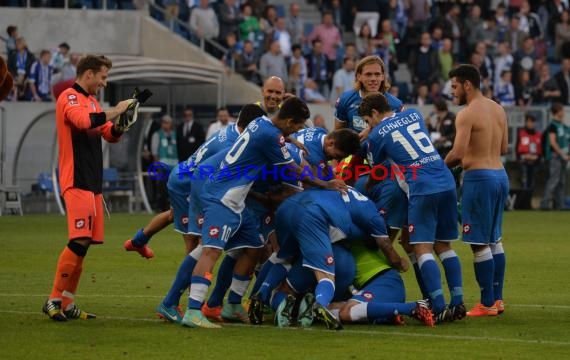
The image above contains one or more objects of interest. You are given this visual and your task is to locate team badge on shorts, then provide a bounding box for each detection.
[181,215,189,225]
[196,215,204,227]
[209,226,220,238]
[463,224,471,234]
[362,291,374,301]
[408,224,415,234]
[379,208,387,216]
[263,214,273,226]
[325,254,334,266]
[75,218,85,229]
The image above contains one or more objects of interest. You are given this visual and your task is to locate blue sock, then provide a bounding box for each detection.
[473,247,495,307]
[409,253,429,299]
[188,276,211,310]
[315,278,335,307]
[367,302,416,320]
[206,255,237,308]
[259,263,287,304]
[418,253,446,314]
[439,250,464,306]
[250,260,273,296]
[162,254,198,308]
[270,291,287,311]
[491,243,506,301]
[131,228,150,247]
[227,273,252,304]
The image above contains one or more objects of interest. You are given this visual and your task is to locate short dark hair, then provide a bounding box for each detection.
[329,129,360,156]
[434,99,448,112]
[237,103,267,128]
[76,54,112,76]
[448,64,481,89]
[59,42,70,50]
[551,102,564,115]
[277,97,310,123]
[358,93,391,117]
[7,25,17,36]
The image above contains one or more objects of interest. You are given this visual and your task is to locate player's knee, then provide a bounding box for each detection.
[167,209,174,223]
[67,239,89,257]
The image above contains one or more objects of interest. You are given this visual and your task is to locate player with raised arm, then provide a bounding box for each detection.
[153,104,268,323]
[445,64,509,316]
[181,97,347,328]
[358,93,465,323]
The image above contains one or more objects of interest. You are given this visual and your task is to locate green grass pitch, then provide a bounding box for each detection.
[1,212,569,359]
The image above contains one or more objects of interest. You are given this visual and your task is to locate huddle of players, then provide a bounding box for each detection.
[126,57,507,329]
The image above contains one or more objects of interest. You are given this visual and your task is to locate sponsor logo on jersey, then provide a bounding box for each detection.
[67,94,78,106]
[75,218,85,229]
[209,226,220,238]
[463,224,471,234]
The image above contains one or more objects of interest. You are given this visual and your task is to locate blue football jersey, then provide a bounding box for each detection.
[292,127,328,168]
[202,116,294,213]
[183,123,241,169]
[335,89,403,132]
[367,108,455,195]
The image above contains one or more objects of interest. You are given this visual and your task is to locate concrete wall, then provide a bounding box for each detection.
[0,8,141,55]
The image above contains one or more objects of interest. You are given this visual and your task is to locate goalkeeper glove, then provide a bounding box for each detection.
[115,88,153,132]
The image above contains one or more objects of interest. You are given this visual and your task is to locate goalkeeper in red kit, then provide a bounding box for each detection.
[42,54,149,321]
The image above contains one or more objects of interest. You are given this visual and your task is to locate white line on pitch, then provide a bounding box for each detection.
[0,310,569,347]
[1,293,569,309]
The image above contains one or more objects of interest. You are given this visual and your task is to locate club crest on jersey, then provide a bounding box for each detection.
[362,291,374,301]
[325,254,334,266]
[181,215,189,225]
[67,94,78,106]
[463,224,471,234]
[75,218,85,229]
[408,224,415,234]
[209,226,220,238]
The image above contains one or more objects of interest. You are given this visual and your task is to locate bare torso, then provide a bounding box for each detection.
[459,95,508,171]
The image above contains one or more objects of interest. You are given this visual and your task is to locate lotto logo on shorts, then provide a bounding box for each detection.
[379,208,386,216]
[209,226,220,238]
[362,291,374,301]
[325,255,334,266]
[197,215,204,226]
[463,224,471,234]
[75,218,85,229]
[264,215,272,225]
[181,216,189,225]
[408,224,415,234]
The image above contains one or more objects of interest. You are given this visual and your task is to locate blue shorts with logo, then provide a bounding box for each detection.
[408,189,458,244]
[351,269,405,304]
[200,198,264,251]
[167,165,191,234]
[461,169,509,245]
[276,203,335,276]
[286,244,355,301]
